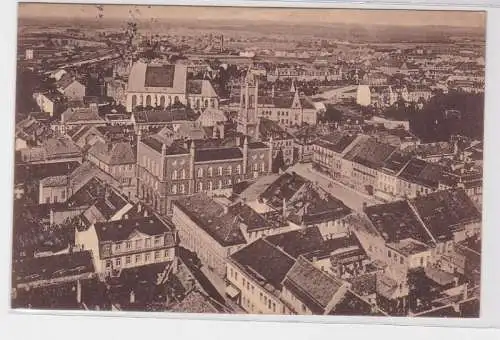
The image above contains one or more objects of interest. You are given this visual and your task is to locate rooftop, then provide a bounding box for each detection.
[88,141,136,165]
[94,215,174,244]
[230,238,295,294]
[12,250,94,286]
[364,200,434,245]
[398,158,444,189]
[173,194,247,247]
[410,189,481,242]
[314,133,358,154]
[194,147,243,163]
[283,256,344,315]
[260,172,308,210]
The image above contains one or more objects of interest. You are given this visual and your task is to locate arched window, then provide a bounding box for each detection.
[198,182,203,192]
[217,167,223,176]
[197,168,203,178]
[210,99,215,108]
[140,94,144,106]
[160,96,166,107]
[168,96,172,106]
[208,167,213,177]
[171,184,177,194]
[208,181,213,191]
[131,95,137,109]
[146,95,152,107]
[172,170,178,180]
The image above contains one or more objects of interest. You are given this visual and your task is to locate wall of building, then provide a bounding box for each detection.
[226,262,291,315]
[39,184,68,204]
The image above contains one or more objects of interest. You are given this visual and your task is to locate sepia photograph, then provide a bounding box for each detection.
[11,2,485,318]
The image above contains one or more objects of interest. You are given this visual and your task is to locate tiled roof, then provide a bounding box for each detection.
[260,172,308,210]
[15,161,80,184]
[381,151,412,174]
[265,227,324,259]
[259,118,294,141]
[194,147,243,162]
[329,290,383,316]
[88,141,136,165]
[169,290,220,314]
[173,194,247,247]
[410,189,481,242]
[347,138,396,170]
[94,215,174,244]
[141,137,188,155]
[133,108,195,124]
[144,64,175,88]
[398,158,444,188]
[127,62,187,93]
[283,256,344,315]
[40,175,68,187]
[42,137,81,159]
[314,133,358,154]
[230,238,295,293]
[186,79,218,97]
[61,107,104,123]
[364,200,434,245]
[349,273,377,296]
[287,185,352,225]
[12,251,94,286]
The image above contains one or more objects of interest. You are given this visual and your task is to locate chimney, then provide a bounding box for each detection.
[76,279,82,304]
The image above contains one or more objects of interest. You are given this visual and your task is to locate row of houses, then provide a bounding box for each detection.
[312,132,482,206]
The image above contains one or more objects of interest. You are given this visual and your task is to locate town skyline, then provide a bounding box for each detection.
[18,3,486,29]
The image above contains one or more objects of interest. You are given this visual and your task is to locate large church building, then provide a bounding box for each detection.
[126,62,219,112]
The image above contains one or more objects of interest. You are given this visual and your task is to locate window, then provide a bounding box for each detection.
[218,167,223,176]
[272,302,276,313]
[242,278,246,288]
[155,251,160,259]
[251,285,254,294]
[198,182,203,192]
[126,241,132,249]
[115,258,121,267]
[135,254,141,263]
[218,180,223,189]
[171,184,177,194]
[115,243,121,252]
[145,253,151,262]
[180,169,186,179]
[253,163,258,171]
[172,170,178,180]
[145,238,151,248]
[135,239,142,249]
[46,197,50,204]
[268,299,272,309]
[236,165,241,174]
[208,167,213,177]
[230,268,233,278]
[125,256,131,264]
[261,163,265,172]
[164,249,170,258]
[388,250,391,258]
[227,178,232,186]
[61,191,66,200]
[227,166,232,175]
[197,168,203,178]
[154,236,162,246]
[54,196,58,203]
[106,260,112,268]
[400,257,404,265]
[259,292,263,301]
[208,181,213,191]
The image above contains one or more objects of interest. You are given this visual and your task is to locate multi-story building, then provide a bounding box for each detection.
[312,133,359,179]
[86,140,137,200]
[126,62,219,112]
[75,214,177,278]
[136,131,273,214]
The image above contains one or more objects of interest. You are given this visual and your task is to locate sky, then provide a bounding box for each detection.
[18,3,486,28]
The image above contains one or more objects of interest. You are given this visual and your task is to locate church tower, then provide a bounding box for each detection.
[237,67,260,139]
